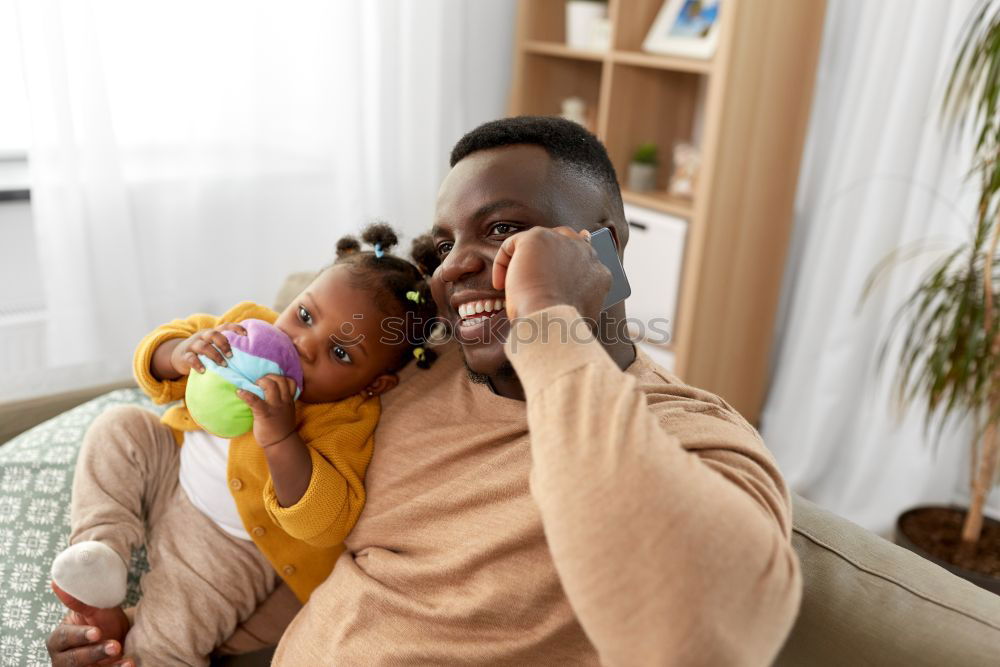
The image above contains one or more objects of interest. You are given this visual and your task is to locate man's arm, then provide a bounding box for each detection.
[505,306,801,666]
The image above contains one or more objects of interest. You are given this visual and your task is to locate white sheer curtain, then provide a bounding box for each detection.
[12,0,514,399]
[761,0,1000,535]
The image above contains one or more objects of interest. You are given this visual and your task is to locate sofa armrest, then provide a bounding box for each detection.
[0,380,137,445]
[776,493,1000,665]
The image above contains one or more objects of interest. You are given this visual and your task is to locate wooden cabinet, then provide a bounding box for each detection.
[508,0,826,423]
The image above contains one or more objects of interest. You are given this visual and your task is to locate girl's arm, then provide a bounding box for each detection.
[239,374,377,548]
[133,301,277,402]
[260,432,312,507]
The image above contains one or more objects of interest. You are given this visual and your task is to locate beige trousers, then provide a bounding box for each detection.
[70,405,299,666]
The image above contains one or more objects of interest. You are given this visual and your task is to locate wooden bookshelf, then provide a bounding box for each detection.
[508,0,827,423]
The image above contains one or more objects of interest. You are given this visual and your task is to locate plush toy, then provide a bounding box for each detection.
[185,319,303,438]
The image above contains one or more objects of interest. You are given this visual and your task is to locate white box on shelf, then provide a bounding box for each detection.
[565,1,608,50]
[622,203,687,348]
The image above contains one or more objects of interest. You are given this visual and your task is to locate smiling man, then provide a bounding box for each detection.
[269,117,802,665]
[47,117,801,667]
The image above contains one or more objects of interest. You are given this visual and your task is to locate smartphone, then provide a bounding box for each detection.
[590,227,631,310]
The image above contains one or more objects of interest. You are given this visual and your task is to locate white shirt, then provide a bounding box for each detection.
[178,430,252,541]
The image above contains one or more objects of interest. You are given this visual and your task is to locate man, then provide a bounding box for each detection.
[49,117,800,665]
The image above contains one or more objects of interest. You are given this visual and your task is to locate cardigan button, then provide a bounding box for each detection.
[252,526,266,537]
[282,564,296,576]
[229,478,243,491]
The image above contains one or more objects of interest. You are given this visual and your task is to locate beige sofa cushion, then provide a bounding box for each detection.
[776,494,1000,666]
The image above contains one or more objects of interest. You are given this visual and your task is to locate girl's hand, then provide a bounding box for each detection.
[170,323,248,376]
[236,374,299,447]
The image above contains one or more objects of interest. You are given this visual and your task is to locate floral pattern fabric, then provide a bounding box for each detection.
[0,389,160,666]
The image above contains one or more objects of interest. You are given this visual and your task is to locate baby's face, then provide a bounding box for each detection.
[274,264,401,403]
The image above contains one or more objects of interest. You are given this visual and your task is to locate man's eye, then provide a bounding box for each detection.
[436,241,453,257]
[489,222,518,236]
[298,305,313,325]
[331,345,352,364]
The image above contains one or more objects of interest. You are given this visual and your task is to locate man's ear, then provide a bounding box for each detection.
[598,217,627,259]
[365,373,399,397]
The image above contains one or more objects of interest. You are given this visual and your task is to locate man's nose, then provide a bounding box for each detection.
[438,242,487,284]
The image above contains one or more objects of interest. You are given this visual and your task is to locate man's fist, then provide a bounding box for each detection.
[492,226,611,321]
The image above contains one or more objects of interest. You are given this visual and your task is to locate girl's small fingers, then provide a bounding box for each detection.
[280,376,296,403]
[268,376,289,404]
[191,340,226,367]
[220,322,248,337]
[236,389,263,410]
[256,376,276,402]
[184,352,205,374]
[209,331,234,359]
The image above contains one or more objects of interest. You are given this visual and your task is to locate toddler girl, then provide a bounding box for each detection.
[49,223,439,665]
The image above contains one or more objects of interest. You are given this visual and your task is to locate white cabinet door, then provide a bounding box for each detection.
[621,203,687,348]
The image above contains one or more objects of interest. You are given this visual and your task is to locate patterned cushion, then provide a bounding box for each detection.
[0,389,163,666]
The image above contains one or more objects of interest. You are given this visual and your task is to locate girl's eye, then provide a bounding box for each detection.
[436,241,453,258]
[331,345,352,364]
[298,305,313,325]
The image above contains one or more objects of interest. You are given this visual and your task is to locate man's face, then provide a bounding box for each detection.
[430,144,608,377]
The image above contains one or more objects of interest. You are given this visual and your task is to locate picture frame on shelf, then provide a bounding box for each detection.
[642,0,722,60]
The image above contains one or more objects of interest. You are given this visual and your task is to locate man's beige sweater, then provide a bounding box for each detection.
[273,306,801,665]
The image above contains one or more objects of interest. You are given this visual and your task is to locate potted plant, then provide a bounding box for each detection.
[628,142,659,193]
[870,3,1000,593]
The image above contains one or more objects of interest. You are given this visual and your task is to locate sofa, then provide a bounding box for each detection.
[1,276,997,666]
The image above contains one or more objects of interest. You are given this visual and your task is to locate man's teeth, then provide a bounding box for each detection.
[457,299,506,319]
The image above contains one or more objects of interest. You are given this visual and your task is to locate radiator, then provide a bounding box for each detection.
[0,306,46,374]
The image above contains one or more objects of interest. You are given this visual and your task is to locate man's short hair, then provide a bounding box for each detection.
[449,116,624,212]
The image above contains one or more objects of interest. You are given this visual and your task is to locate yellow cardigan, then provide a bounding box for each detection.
[132,301,379,602]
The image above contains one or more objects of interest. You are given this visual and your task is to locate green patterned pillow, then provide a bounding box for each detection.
[0,389,165,667]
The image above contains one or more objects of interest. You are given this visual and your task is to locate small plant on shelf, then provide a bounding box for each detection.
[628,142,659,193]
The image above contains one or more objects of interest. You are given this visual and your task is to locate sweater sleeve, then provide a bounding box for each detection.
[132,301,278,404]
[504,305,801,667]
[262,398,379,548]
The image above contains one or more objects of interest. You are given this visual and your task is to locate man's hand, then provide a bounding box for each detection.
[169,323,248,376]
[47,583,133,666]
[492,226,611,321]
[237,374,299,447]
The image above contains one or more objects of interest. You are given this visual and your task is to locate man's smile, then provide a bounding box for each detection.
[449,292,508,341]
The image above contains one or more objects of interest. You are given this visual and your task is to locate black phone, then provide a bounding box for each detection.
[590,227,631,310]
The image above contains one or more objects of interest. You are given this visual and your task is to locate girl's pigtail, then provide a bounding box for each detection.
[336,236,361,260]
[361,222,399,259]
[410,234,441,278]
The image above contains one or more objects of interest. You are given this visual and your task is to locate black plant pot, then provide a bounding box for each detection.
[894,505,1000,596]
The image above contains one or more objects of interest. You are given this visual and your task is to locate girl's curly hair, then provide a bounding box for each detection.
[332,222,439,369]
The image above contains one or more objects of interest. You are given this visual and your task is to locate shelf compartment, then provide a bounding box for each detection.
[604,63,701,207]
[512,53,603,131]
